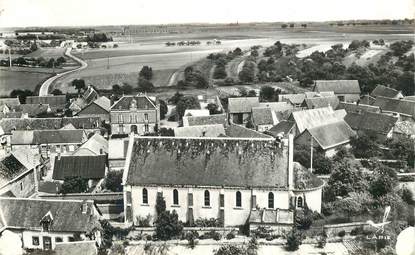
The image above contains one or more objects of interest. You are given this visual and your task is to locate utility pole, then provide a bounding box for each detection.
[310,136,313,172]
[8,47,12,69]
[107,55,110,69]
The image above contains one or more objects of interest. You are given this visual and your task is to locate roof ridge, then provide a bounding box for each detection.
[0,196,87,203]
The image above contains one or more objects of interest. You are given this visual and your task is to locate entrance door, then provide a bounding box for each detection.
[43,236,52,250]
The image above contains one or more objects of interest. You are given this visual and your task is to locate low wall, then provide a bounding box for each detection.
[129,227,238,237]
[324,222,369,237]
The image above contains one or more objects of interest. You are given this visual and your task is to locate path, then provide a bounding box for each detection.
[38,48,87,96]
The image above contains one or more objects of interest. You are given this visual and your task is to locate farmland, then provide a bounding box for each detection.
[0,67,52,96]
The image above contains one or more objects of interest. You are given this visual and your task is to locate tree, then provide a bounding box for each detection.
[112,84,122,94]
[285,229,303,251]
[214,245,248,255]
[349,134,380,158]
[389,40,414,56]
[137,77,154,92]
[104,171,123,192]
[60,177,88,194]
[51,89,63,95]
[71,79,86,94]
[159,99,168,120]
[121,83,133,94]
[176,96,200,118]
[206,103,222,115]
[154,193,183,240]
[213,65,227,79]
[168,92,184,105]
[369,166,398,198]
[159,127,174,136]
[389,137,414,167]
[259,86,275,102]
[10,89,33,104]
[139,66,153,80]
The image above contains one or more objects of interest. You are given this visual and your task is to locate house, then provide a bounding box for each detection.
[108,137,130,172]
[278,94,306,108]
[183,109,210,117]
[288,106,340,137]
[11,129,88,158]
[0,149,43,198]
[251,107,278,132]
[76,96,110,123]
[266,121,296,139]
[182,113,228,127]
[313,80,361,102]
[52,155,107,187]
[337,102,380,114]
[8,104,52,117]
[122,136,324,228]
[0,197,101,250]
[174,124,226,137]
[295,120,356,157]
[258,102,294,113]
[344,111,399,141]
[26,95,67,112]
[302,96,340,110]
[373,96,415,121]
[225,124,273,139]
[228,97,259,124]
[69,86,99,114]
[72,133,108,156]
[110,95,160,135]
[371,85,404,99]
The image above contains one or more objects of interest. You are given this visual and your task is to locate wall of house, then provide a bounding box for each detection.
[127,185,291,227]
[20,230,84,250]
[293,188,322,213]
[257,124,273,132]
[0,169,36,198]
[336,94,360,103]
[77,104,109,123]
[229,113,250,125]
[110,109,159,135]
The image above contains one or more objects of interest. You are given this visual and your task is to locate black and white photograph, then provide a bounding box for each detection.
[0,0,414,254]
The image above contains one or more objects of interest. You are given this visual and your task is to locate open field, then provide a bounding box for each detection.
[26,47,66,58]
[0,68,52,96]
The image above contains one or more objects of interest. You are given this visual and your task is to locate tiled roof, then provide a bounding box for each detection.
[175,124,226,138]
[279,94,306,105]
[0,154,27,187]
[183,113,228,127]
[228,97,259,113]
[344,111,398,135]
[290,107,339,133]
[0,197,99,232]
[82,86,99,105]
[404,96,415,102]
[302,96,340,109]
[52,155,107,180]
[258,102,294,113]
[125,137,288,188]
[111,95,156,111]
[92,96,110,112]
[26,95,66,106]
[252,107,276,126]
[334,109,347,119]
[11,129,86,145]
[73,133,108,156]
[371,85,402,98]
[266,121,295,137]
[0,112,23,119]
[304,120,356,150]
[314,80,361,94]
[0,98,20,106]
[337,102,380,114]
[394,121,415,137]
[225,124,272,139]
[373,96,415,118]
[249,209,294,224]
[10,104,50,117]
[11,148,41,170]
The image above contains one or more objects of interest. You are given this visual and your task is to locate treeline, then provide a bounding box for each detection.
[0,56,66,68]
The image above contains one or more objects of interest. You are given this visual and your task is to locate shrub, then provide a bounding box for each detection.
[136,215,152,227]
[226,232,235,240]
[251,226,273,239]
[338,230,346,237]
[285,229,303,251]
[194,218,222,227]
[400,188,415,205]
[200,230,221,241]
[184,231,199,249]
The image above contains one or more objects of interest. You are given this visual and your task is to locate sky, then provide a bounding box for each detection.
[0,0,413,28]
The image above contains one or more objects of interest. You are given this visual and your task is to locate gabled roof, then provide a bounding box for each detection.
[52,155,107,180]
[175,124,226,138]
[252,107,277,126]
[337,102,380,114]
[279,94,306,105]
[125,137,287,188]
[111,95,156,111]
[334,109,347,119]
[266,121,295,137]
[0,197,99,232]
[314,80,361,94]
[10,104,50,117]
[0,112,23,119]
[61,117,101,129]
[0,154,27,188]
[82,86,99,105]
[11,129,86,145]
[26,95,66,106]
[302,96,340,109]
[258,102,294,113]
[371,85,402,98]
[344,111,398,135]
[183,113,228,127]
[302,120,356,150]
[73,133,108,156]
[228,97,259,113]
[11,148,41,170]
[0,98,20,107]
[373,96,415,118]
[225,124,272,139]
[92,96,110,112]
[290,107,339,133]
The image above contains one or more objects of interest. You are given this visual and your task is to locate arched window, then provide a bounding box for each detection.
[236,191,242,207]
[268,192,274,209]
[204,190,210,206]
[297,196,303,208]
[142,188,148,204]
[173,189,179,205]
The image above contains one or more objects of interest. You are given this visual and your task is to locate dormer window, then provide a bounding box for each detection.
[40,211,54,232]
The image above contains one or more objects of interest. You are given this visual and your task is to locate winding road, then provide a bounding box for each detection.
[38,48,87,96]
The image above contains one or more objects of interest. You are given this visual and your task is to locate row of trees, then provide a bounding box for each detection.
[1,56,66,68]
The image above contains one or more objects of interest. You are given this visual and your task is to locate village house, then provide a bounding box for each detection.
[0,197,101,251]
[370,85,404,99]
[0,148,43,198]
[344,111,399,141]
[110,95,160,136]
[266,121,296,139]
[278,94,306,108]
[373,96,415,121]
[251,107,278,132]
[337,102,380,114]
[122,136,323,229]
[182,113,228,127]
[72,133,108,156]
[313,80,361,102]
[7,104,52,118]
[76,96,111,123]
[26,95,67,112]
[69,86,99,114]
[301,96,340,110]
[227,97,259,125]
[295,120,356,157]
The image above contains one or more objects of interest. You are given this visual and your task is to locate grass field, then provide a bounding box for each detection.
[0,68,52,96]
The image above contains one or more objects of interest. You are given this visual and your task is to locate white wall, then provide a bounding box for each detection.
[21,230,82,250]
[293,188,322,213]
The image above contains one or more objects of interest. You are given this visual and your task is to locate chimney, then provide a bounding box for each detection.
[288,134,294,190]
